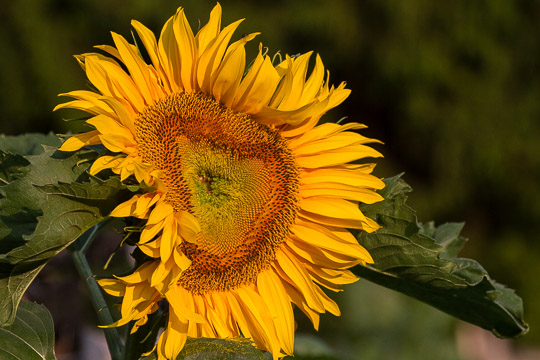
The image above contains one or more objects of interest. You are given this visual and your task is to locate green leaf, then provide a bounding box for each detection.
[0,145,131,325]
[420,222,468,259]
[0,301,56,360]
[174,338,266,360]
[354,175,528,338]
[0,133,61,156]
[0,148,93,263]
[0,152,29,185]
[0,261,44,320]
[4,176,129,265]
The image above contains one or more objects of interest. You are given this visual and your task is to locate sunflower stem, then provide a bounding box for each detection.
[69,224,123,360]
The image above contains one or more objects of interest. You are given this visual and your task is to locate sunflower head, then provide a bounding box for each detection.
[58,3,384,359]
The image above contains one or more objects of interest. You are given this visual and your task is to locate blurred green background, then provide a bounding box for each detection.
[2,0,539,359]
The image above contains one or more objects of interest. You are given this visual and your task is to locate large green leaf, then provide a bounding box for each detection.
[0,133,61,156]
[0,142,131,325]
[0,152,29,185]
[0,151,36,254]
[355,175,528,338]
[3,176,129,265]
[0,301,56,360]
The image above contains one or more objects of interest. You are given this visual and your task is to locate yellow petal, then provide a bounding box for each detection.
[278,114,320,138]
[134,192,161,218]
[296,145,383,168]
[211,35,247,103]
[139,240,160,258]
[58,130,101,151]
[158,309,188,360]
[278,278,320,330]
[299,197,368,222]
[313,283,340,316]
[87,114,134,140]
[204,296,232,338]
[295,219,374,262]
[224,291,254,340]
[306,266,359,287]
[233,287,281,356]
[242,55,281,113]
[197,19,244,93]
[274,250,324,312]
[300,168,385,190]
[158,15,181,92]
[288,122,367,149]
[98,133,133,153]
[76,51,120,71]
[293,132,380,156]
[172,8,196,91]
[97,278,126,297]
[132,160,154,184]
[132,19,172,94]
[233,50,280,113]
[150,258,173,288]
[55,91,118,124]
[140,222,164,244]
[85,55,145,113]
[299,210,380,232]
[254,101,320,127]
[160,221,176,262]
[94,44,122,61]
[278,52,313,109]
[218,33,260,106]
[195,3,222,53]
[301,54,325,103]
[173,250,192,271]
[286,240,358,269]
[110,195,140,218]
[54,99,107,116]
[209,292,236,335]
[116,261,157,284]
[324,83,351,110]
[300,182,384,204]
[257,271,294,355]
[147,201,174,225]
[89,155,123,175]
[166,286,206,323]
[111,32,155,104]
[98,97,136,135]
[176,210,200,243]
[291,223,372,262]
[268,56,294,108]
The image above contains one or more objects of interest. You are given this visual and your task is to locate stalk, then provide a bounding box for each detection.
[68,224,123,360]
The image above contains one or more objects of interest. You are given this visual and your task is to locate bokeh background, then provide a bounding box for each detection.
[2,0,539,359]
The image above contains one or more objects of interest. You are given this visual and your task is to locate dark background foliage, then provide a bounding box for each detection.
[1,0,539,359]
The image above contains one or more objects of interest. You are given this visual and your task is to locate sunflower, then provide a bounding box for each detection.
[57,3,384,359]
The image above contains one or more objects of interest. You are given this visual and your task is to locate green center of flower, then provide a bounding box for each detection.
[135,92,299,294]
[177,136,273,257]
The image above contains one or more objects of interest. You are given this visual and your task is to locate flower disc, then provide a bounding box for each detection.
[135,92,299,294]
